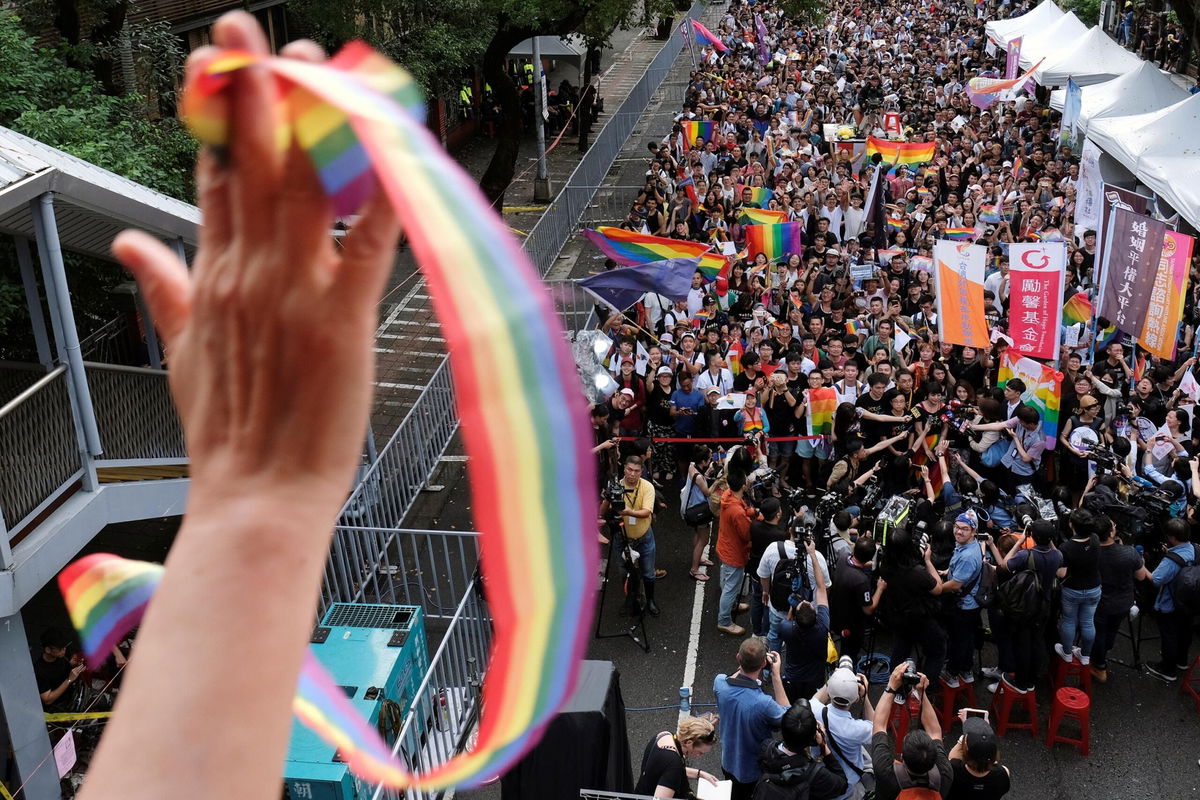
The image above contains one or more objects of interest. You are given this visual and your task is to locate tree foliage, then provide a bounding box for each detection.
[1061,0,1101,26]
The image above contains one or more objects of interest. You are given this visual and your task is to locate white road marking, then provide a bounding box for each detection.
[679,541,710,726]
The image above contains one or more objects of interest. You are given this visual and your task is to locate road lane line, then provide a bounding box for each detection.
[679,541,710,726]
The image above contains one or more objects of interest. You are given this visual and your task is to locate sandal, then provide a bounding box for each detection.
[689,570,710,581]
[700,558,715,567]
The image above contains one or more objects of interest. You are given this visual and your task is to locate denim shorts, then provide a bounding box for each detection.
[769,439,796,458]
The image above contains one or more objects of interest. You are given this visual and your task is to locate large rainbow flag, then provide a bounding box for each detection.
[806,386,837,435]
[745,221,804,263]
[942,228,975,241]
[1062,292,1094,326]
[66,41,599,794]
[736,185,774,207]
[681,119,717,148]
[739,207,789,226]
[865,137,936,167]
[582,227,724,277]
[998,352,1063,450]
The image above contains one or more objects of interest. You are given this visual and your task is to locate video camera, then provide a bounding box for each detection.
[1082,444,1123,476]
[602,476,627,506]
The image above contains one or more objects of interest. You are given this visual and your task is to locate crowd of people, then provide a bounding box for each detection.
[592,0,1200,797]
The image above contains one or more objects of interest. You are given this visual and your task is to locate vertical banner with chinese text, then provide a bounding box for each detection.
[1138,230,1195,359]
[1009,242,1066,362]
[1005,37,1022,79]
[1100,207,1166,338]
[933,240,990,348]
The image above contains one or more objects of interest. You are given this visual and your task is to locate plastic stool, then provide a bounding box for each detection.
[990,681,1039,737]
[1045,686,1090,755]
[888,694,922,754]
[1053,656,1093,695]
[939,676,979,730]
[1181,656,1200,714]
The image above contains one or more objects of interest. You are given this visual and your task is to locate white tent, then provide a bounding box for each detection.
[1019,12,1088,70]
[1138,155,1200,230]
[1049,62,1188,137]
[985,0,1064,46]
[1033,27,1143,87]
[1086,93,1200,174]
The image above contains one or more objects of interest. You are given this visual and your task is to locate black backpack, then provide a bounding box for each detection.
[997,550,1046,621]
[752,758,820,800]
[1165,551,1200,616]
[770,542,811,610]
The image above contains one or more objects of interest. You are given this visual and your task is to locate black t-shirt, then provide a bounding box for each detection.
[1097,542,1144,616]
[634,734,689,798]
[646,384,674,427]
[751,523,789,579]
[948,760,1011,800]
[830,558,874,633]
[870,731,953,800]
[881,564,937,624]
[763,389,796,437]
[856,391,889,443]
[32,654,70,706]
[1060,535,1102,591]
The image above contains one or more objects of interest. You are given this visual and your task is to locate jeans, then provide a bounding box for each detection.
[1158,609,1195,675]
[718,563,745,627]
[1090,609,1128,670]
[768,606,786,653]
[749,584,770,636]
[1059,585,1101,655]
[627,528,656,585]
[946,607,981,676]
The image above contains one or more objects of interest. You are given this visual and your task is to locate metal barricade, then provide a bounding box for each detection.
[369,580,493,800]
[0,366,82,536]
[545,280,601,334]
[84,363,186,463]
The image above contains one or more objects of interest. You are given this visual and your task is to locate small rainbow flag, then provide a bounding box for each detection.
[865,137,936,167]
[739,207,789,225]
[917,187,933,198]
[845,319,866,336]
[1012,156,1024,180]
[1033,229,1064,242]
[1062,292,1094,326]
[677,170,699,204]
[692,19,729,52]
[693,308,713,326]
[910,255,933,272]
[681,119,717,149]
[736,185,774,207]
[886,218,906,231]
[745,221,804,263]
[942,228,975,241]
[876,248,903,265]
[727,340,743,375]
[806,386,837,435]
[697,252,733,281]
[979,204,1011,224]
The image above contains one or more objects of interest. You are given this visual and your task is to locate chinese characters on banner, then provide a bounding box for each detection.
[933,240,990,348]
[1138,230,1195,359]
[1005,37,1021,79]
[1101,207,1166,338]
[1009,243,1066,361]
[1074,140,1102,231]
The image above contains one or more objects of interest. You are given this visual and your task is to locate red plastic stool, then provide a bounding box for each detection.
[1180,656,1200,713]
[888,694,922,754]
[939,676,979,730]
[990,681,1039,737]
[1053,656,1093,695]
[1045,686,1090,755]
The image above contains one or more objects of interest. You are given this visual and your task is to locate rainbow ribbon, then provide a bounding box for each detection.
[59,42,598,793]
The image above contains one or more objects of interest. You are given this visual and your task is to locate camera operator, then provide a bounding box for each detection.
[758,521,833,656]
[879,528,947,684]
[869,663,953,800]
[1090,514,1152,683]
[940,510,988,688]
[778,540,832,703]
[1146,518,1196,682]
[831,536,886,665]
[616,455,660,616]
[810,659,875,800]
[755,701,848,800]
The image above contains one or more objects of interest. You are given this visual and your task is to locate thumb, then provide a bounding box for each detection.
[112,230,191,347]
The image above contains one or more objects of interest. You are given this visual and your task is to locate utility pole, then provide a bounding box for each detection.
[532,36,552,202]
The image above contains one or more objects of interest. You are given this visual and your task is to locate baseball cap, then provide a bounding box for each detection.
[705,386,722,395]
[826,665,860,707]
[964,717,997,762]
[656,366,674,376]
[681,331,696,339]
[621,355,634,364]
[1078,395,1099,409]
[619,388,635,397]
[661,332,675,343]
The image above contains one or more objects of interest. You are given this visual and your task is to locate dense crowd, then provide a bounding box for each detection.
[590,0,1200,798]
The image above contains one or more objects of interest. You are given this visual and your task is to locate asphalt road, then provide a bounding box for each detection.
[412,455,1200,800]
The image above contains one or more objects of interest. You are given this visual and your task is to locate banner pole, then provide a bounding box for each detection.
[1087,204,1118,366]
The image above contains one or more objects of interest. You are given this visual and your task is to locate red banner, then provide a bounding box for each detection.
[1007,243,1066,362]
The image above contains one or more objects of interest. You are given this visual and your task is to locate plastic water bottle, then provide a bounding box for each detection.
[679,686,691,715]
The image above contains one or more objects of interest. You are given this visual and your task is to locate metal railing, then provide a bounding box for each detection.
[0,367,83,536]
[85,363,186,463]
[0,362,49,408]
[79,315,146,366]
[545,279,601,335]
[369,579,493,800]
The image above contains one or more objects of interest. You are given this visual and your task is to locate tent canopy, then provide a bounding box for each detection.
[1019,12,1088,69]
[1087,93,1200,174]
[1033,26,1143,87]
[1138,155,1200,231]
[1049,61,1188,137]
[509,36,587,69]
[985,0,1064,46]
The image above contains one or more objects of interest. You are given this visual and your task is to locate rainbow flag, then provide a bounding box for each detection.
[1012,156,1024,180]
[681,119,717,149]
[886,218,905,231]
[1062,292,1094,326]
[677,170,699,204]
[745,221,804,263]
[978,204,1011,224]
[911,431,945,496]
[1033,229,1064,242]
[998,352,1063,450]
[876,248,903,265]
[845,319,866,337]
[582,226,712,267]
[693,308,713,327]
[865,137,936,166]
[739,207,789,225]
[942,228,974,241]
[917,187,933,198]
[151,42,597,793]
[1133,353,1147,384]
[736,185,774,207]
[697,251,732,281]
[692,19,729,52]
[806,386,837,435]
[910,255,933,272]
[727,339,743,375]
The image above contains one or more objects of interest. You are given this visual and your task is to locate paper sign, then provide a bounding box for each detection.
[894,328,913,353]
[54,732,76,778]
[699,779,733,800]
[716,393,747,410]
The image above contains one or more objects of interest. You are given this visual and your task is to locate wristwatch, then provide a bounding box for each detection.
[883,687,897,694]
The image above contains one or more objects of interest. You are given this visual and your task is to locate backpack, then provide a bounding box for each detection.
[770,542,811,610]
[956,542,996,609]
[997,550,1046,621]
[1164,551,1200,616]
[893,761,942,800]
[752,758,820,800]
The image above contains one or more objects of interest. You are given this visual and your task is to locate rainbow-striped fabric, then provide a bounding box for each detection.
[681,119,717,148]
[66,42,598,794]
[1062,292,1094,326]
[998,352,1062,450]
[865,137,936,166]
[978,204,1011,224]
[745,221,804,262]
[942,228,975,241]
[886,218,906,232]
[736,185,774,207]
[692,19,729,52]
[739,208,789,226]
[806,387,837,435]
[582,227,723,278]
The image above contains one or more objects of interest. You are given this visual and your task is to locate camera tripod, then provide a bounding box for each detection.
[593,515,651,653]
[855,625,893,684]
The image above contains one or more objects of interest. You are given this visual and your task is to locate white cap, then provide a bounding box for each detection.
[826,665,860,707]
[656,366,674,376]
[619,388,635,397]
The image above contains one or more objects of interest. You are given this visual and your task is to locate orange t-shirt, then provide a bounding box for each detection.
[717,491,757,568]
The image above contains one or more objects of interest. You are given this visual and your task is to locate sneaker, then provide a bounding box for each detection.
[981,667,1003,680]
[940,671,961,689]
[986,681,1000,694]
[1090,666,1108,683]
[1145,663,1178,682]
[959,671,975,685]
[716,623,747,636]
[1054,643,1073,663]
[1001,673,1029,694]
[1071,646,1091,666]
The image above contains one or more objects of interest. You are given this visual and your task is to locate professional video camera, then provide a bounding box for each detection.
[748,468,781,507]
[1081,444,1123,477]
[602,475,627,507]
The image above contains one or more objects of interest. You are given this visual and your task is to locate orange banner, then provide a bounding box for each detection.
[933,241,990,348]
[1139,230,1194,359]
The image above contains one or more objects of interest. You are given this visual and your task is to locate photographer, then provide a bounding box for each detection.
[714,639,790,800]
[1146,518,1196,682]
[778,540,832,703]
[869,663,953,800]
[755,701,849,800]
[1090,514,1152,683]
[939,510,987,688]
[617,455,660,616]
[879,528,947,684]
[810,660,875,800]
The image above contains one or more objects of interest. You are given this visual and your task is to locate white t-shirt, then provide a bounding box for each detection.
[756,541,832,614]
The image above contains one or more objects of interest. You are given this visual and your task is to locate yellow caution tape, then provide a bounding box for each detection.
[502,205,548,213]
[0,781,14,800]
[43,711,113,722]
[507,227,529,237]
